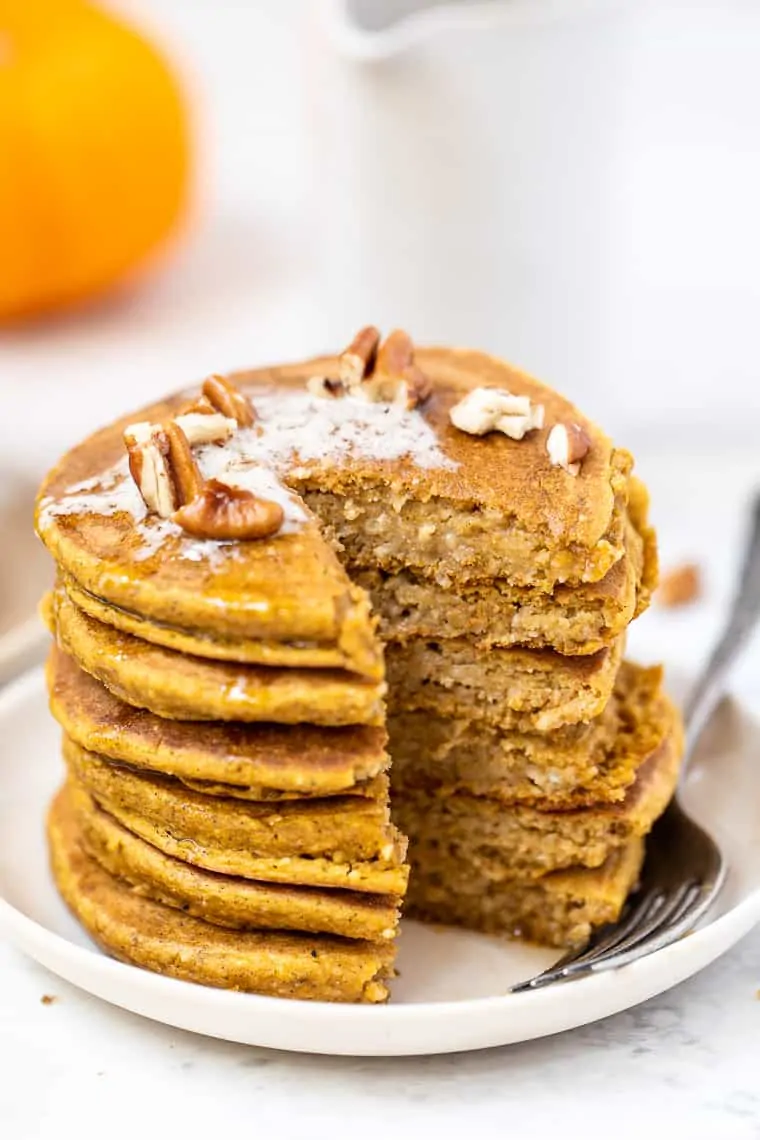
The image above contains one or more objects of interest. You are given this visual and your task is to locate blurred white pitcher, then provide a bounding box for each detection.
[310,0,760,439]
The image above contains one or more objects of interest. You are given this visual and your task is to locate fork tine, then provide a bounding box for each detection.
[564,891,667,966]
[559,882,700,978]
[589,880,721,975]
[509,890,666,992]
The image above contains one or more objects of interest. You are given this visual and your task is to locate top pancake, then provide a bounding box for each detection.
[36,349,634,652]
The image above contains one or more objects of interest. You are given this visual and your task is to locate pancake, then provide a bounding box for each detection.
[389,662,673,808]
[393,724,682,879]
[62,573,384,675]
[353,491,656,656]
[405,840,645,949]
[63,736,398,863]
[37,433,385,676]
[52,589,386,726]
[47,647,388,797]
[35,352,634,660]
[386,635,625,732]
[71,784,400,941]
[68,776,408,895]
[49,787,394,1001]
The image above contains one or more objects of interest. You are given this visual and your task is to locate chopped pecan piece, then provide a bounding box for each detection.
[546,422,591,475]
[307,375,344,398]
[659,563,702,608]
[179,395,216,416]
[164,422,204,505]
[173,411,237,446]
[174,479,284,540]
[124,423,176,517]
[450,387,544,439]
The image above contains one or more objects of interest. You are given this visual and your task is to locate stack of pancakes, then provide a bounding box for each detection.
[36,341,682,1001]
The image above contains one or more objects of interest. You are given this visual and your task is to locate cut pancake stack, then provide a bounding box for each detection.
[309,441,681,950]
[36,337,682,1002]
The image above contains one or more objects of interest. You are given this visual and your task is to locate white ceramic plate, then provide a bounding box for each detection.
[1,668,759,1056]
[0,615,48,689]
[0,473,50,687]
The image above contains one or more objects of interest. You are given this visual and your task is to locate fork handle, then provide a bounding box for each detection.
[682,493,760,758]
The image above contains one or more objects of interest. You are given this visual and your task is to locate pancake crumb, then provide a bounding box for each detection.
[40,994,57,1005]
[658,563,702,608]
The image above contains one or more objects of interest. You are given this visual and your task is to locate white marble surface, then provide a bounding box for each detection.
[0,925,758,1140]
[1,1,760,1133]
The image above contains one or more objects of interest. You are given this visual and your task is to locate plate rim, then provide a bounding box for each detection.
[2,666,759,1054]
[0,613,47,676]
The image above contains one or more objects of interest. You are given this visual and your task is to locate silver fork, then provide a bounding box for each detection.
[510,492,760,993]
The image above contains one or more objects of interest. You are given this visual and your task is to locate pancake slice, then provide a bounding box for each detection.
[352,493,656,656]
[64,737,399,863]
[63,574,384,677]
[386,635,625,732]
[48,647,388,796]
[405,840,646,949]
[389,662,674,808]
[71,784,400,942]
[393,725,682,879]
[52,590,386,726]
[49,787,395,1002]
[72,787,408,895]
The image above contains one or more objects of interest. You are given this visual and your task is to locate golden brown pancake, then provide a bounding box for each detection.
[353,492,657,656]
[47,646,388,797]
[52,589,386,726]
[35,351,635,658]
[70,783,400,941]
[386,634,625,732]
[393,722,682,880]
[390,662,674,808]
[62,573,384,675]
[63,736,398,863]
[405,839,646,949]
[49,787,394,1002]
[65,772,409,895]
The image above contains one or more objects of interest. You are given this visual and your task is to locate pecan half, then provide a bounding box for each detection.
[165,422,204,505]
[339,326,381,388]
[173,479,284,540]
[546,422,591,475]
[124,421,203,516]
[202,375,256,427]
[359,328,431,409]
[124,423,176,517]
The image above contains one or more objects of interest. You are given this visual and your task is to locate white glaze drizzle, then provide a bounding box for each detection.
[39,445,307,566]
[39,385,456,563]
[240,389,455,472]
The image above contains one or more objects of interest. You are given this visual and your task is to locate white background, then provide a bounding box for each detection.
[4,0,760,475]
[1,2,760,1136]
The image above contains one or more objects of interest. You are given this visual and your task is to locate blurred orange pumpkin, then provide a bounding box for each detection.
[0,0,190,321]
